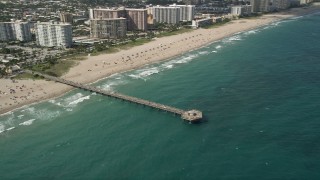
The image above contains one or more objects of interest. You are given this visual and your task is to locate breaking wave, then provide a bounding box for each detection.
[19,119,36,126]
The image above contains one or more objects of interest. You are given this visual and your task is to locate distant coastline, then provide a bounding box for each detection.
[1,4,320,116]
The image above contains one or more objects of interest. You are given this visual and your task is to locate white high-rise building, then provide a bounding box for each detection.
[299,0,313,4]
[35,21,72,47]
[169,4,195,22]
[0,21,31,42]
[150,6,181,24]
[231,5,252,15]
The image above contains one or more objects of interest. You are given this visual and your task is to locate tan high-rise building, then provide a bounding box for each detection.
[273,0,290,10]
[60,13,73,24]
[89,8,148,32]
[89,8,126,19]
[251,0,290,12]
[250,0,271,12]
[90,18,127,39]
[125,9,147,31]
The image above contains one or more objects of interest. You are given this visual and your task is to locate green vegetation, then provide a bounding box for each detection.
[90,47,119,56]
[14,72,43,80]
[157,28,193,37]
[45,60,76,77]
[118,38,152,50]
[90,37,152,56]
[204,19,231,29]
[30,59,76,77]
[239,13,263,19]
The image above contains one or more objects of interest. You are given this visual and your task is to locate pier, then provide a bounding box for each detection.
[24,70,202,122]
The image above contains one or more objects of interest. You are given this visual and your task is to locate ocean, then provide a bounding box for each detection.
[1,13,320,179]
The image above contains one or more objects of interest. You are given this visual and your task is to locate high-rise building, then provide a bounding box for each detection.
[250,0,271,12]
[274,0,290,10]
[89,8,126,19]
[35,21,72,47]
[299,0,313,5]
[150,6,181,24]
[89,8,147,31]
[125,9,148,31]
[169,4,195,22]
[60,13,73,24]
[231,5,252,15]
[0,21,31,42]
[90,18,127,39]
[251,0,290,12]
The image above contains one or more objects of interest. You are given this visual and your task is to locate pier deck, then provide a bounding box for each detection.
[24,70,202,122]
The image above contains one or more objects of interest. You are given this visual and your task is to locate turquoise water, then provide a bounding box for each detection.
[1,13,320,179]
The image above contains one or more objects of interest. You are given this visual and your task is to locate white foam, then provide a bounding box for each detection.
[165,64,173,69]
[68,95,90,106]
[1,111,13,116]
[212,50,217,53]
[17,115,24,119]
[19,119,36,126]
[175,54,197,64]
[101,84,112,91]
[49,99,56,103]
[26,107,35,113]
[100,79,127,91]
[34,109,61,120]
[215,45,222,49]
[49,99,64,107]
[64,93,84,103]
[228,35,242,41]
[245,30,258,35]
[139,68,159,77]
[0,124,5,133]
[6,127,15,131]
[128,74,140,79]
[129,67,160,79]
[198,51,210,55]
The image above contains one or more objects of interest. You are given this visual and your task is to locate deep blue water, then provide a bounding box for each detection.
[1,13,320,179]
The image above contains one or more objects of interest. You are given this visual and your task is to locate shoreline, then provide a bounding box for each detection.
[1,5,320,116]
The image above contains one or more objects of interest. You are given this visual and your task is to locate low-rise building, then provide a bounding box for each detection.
[191,18,213,28]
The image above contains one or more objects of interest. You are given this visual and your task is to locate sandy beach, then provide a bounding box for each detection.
[1,4,320,115]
